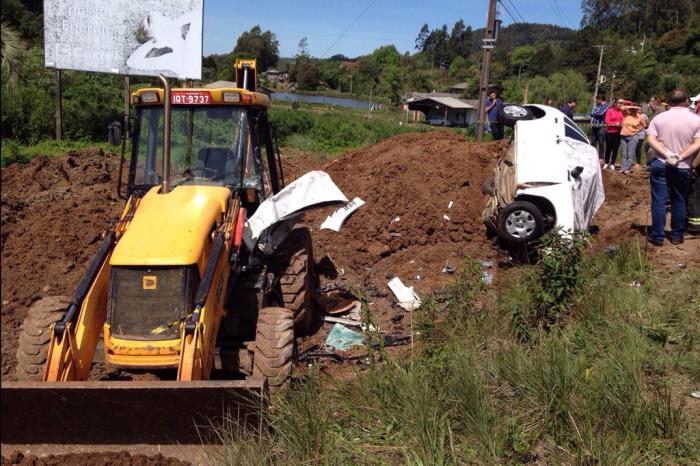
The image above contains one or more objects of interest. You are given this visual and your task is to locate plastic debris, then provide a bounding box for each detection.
[447,201,453,209]
[442,265,455,274]
[443,214,451,221]
[321,314,376,331]
[677,263,686,270]
[325,323,365,350]
[479,259,493,268]
[387,277,421,311]
[481,271,493,285]
[629,280,641,288]
[689,391,700,399]
[321,197,366,232]
[390,216,401,224]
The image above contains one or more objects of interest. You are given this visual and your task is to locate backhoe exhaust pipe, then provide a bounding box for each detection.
[159,74,171,194]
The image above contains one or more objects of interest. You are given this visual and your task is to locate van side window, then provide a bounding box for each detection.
[564,117,589,144]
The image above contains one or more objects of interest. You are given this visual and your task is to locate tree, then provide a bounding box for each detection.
[371,45,400,67]
[298,37,309,58]
[232,25,279,71]
[415,24,429,51]
[1,20,25,88]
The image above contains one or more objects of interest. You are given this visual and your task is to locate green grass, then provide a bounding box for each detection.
[210,237,699,465]
[1,138,119,167]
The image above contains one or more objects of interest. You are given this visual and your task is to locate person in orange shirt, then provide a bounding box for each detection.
[619,101,646,174]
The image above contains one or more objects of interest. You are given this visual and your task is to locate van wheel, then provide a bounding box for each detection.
[15,296,69,380]
[498,104,534,127]
[497,201,544,243]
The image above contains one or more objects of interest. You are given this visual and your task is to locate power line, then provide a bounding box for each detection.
[504,0,526,23]
[552,0,575,28]
[497,0,520,24]
[547,0,566,26]
[317,0,380,58]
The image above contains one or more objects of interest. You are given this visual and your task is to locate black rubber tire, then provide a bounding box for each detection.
[498,103,534,127]
[497,201,545,244]
[15,296,69,380]
[276,226,315,334]
[481,175,495,195]
[253,307,294,394]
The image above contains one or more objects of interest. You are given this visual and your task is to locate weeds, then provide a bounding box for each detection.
[213,244,698,465]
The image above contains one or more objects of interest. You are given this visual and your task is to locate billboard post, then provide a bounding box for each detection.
[54,70,62,141]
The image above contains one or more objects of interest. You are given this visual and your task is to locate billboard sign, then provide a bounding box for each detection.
[44,0,203,79]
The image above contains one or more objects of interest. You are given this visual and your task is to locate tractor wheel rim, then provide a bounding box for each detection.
[504,105,527,117]
[505,210,535,238]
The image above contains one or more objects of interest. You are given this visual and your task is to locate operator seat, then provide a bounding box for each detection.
[195,148,234,180]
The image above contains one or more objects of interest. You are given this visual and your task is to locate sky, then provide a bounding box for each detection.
[203,0,584,58]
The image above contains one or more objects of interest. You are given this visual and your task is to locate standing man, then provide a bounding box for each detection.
[485,88,503,140]
[560,97,577,119]
[646,89,700,245]
[590,95,609,160]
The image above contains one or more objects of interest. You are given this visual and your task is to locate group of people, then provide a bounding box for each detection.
[590,89,700,245]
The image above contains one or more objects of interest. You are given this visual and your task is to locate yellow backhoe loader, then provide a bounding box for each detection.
[1,59,316,445]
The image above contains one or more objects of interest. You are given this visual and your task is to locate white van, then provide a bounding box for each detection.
[483,104,605,244]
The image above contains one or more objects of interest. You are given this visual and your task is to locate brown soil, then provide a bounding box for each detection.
[1,451,189,466]
[1,149,124,379]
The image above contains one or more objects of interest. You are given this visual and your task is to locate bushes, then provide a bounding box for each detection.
[269,107,424,155]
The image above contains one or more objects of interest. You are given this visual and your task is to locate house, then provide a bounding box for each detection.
[448,82,470,94]
[264,69,289,86]
[404,93,477,127]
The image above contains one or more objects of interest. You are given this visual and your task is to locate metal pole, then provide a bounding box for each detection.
[475,0,498,142]
[158,74,171,194]
[123,76,130,138]
[592,45,605,108]
[609,71,616,102]
[368,86,372,119]
[54,70,62,141]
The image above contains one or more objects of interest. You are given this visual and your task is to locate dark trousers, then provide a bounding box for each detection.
[491,121,503,140]
[590,126,606,159]
[604,131,621,165]
[648,158,690,243]
[688,166,700,234]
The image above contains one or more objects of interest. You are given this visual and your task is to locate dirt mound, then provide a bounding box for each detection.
[2,451,190,466]
[1,149,124,378]
[301,130,508,337]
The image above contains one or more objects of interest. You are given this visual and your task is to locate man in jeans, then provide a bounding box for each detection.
[646,89,700,245]
[590,95,608,160]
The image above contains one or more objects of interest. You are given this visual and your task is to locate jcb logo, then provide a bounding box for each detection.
[142,276,157,290]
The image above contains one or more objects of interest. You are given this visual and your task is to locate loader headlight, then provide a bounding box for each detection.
[140,92,159,103]
[222,91,241,103]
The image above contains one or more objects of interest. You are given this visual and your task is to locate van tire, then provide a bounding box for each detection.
[498,104,534,127]
[497,201,544,243]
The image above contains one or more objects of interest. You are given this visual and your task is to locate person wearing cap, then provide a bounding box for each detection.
[619,101,646,174]
[559,97,576,119]
[590,95,609,160]
[603,99,624,170]
[646,88,700,246]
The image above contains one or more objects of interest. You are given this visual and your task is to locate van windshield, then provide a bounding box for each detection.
[129,105,262,191]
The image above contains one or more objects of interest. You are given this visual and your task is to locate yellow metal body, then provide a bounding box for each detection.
[42,59,260,382]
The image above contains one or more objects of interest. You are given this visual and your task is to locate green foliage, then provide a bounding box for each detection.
[268,106,425,155]
[232,25,279,72]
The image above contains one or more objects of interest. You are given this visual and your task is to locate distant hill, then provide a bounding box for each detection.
[470,23,576,51]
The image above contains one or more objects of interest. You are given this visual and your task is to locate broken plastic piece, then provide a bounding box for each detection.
[481,271,493,285]
[443,214,451,221]
[320,197,365,231]
[387,277,421,311]
[391,216,401,224]
[448,201,453,209]
[325,323,365,350]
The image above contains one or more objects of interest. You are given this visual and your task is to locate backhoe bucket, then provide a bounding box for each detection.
[1,379,265,445]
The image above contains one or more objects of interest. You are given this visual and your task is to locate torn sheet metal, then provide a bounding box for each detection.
[387,277,421,311]
[244,171,347,247]
[320,197,365,231]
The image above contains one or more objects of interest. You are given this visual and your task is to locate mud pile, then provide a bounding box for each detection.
[1,451,190,466]
[1,149,124,378]
[302,130,508,333]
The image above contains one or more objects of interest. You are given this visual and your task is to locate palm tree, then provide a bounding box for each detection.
[1,20,26,88]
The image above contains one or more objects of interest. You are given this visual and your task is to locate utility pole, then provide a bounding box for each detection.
[475,0,498,142]
[54,70,62,141]
[609,71,616,101]
[592,45,605,107]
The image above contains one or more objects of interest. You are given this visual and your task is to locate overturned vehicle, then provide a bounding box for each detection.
[483,104,605,245]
